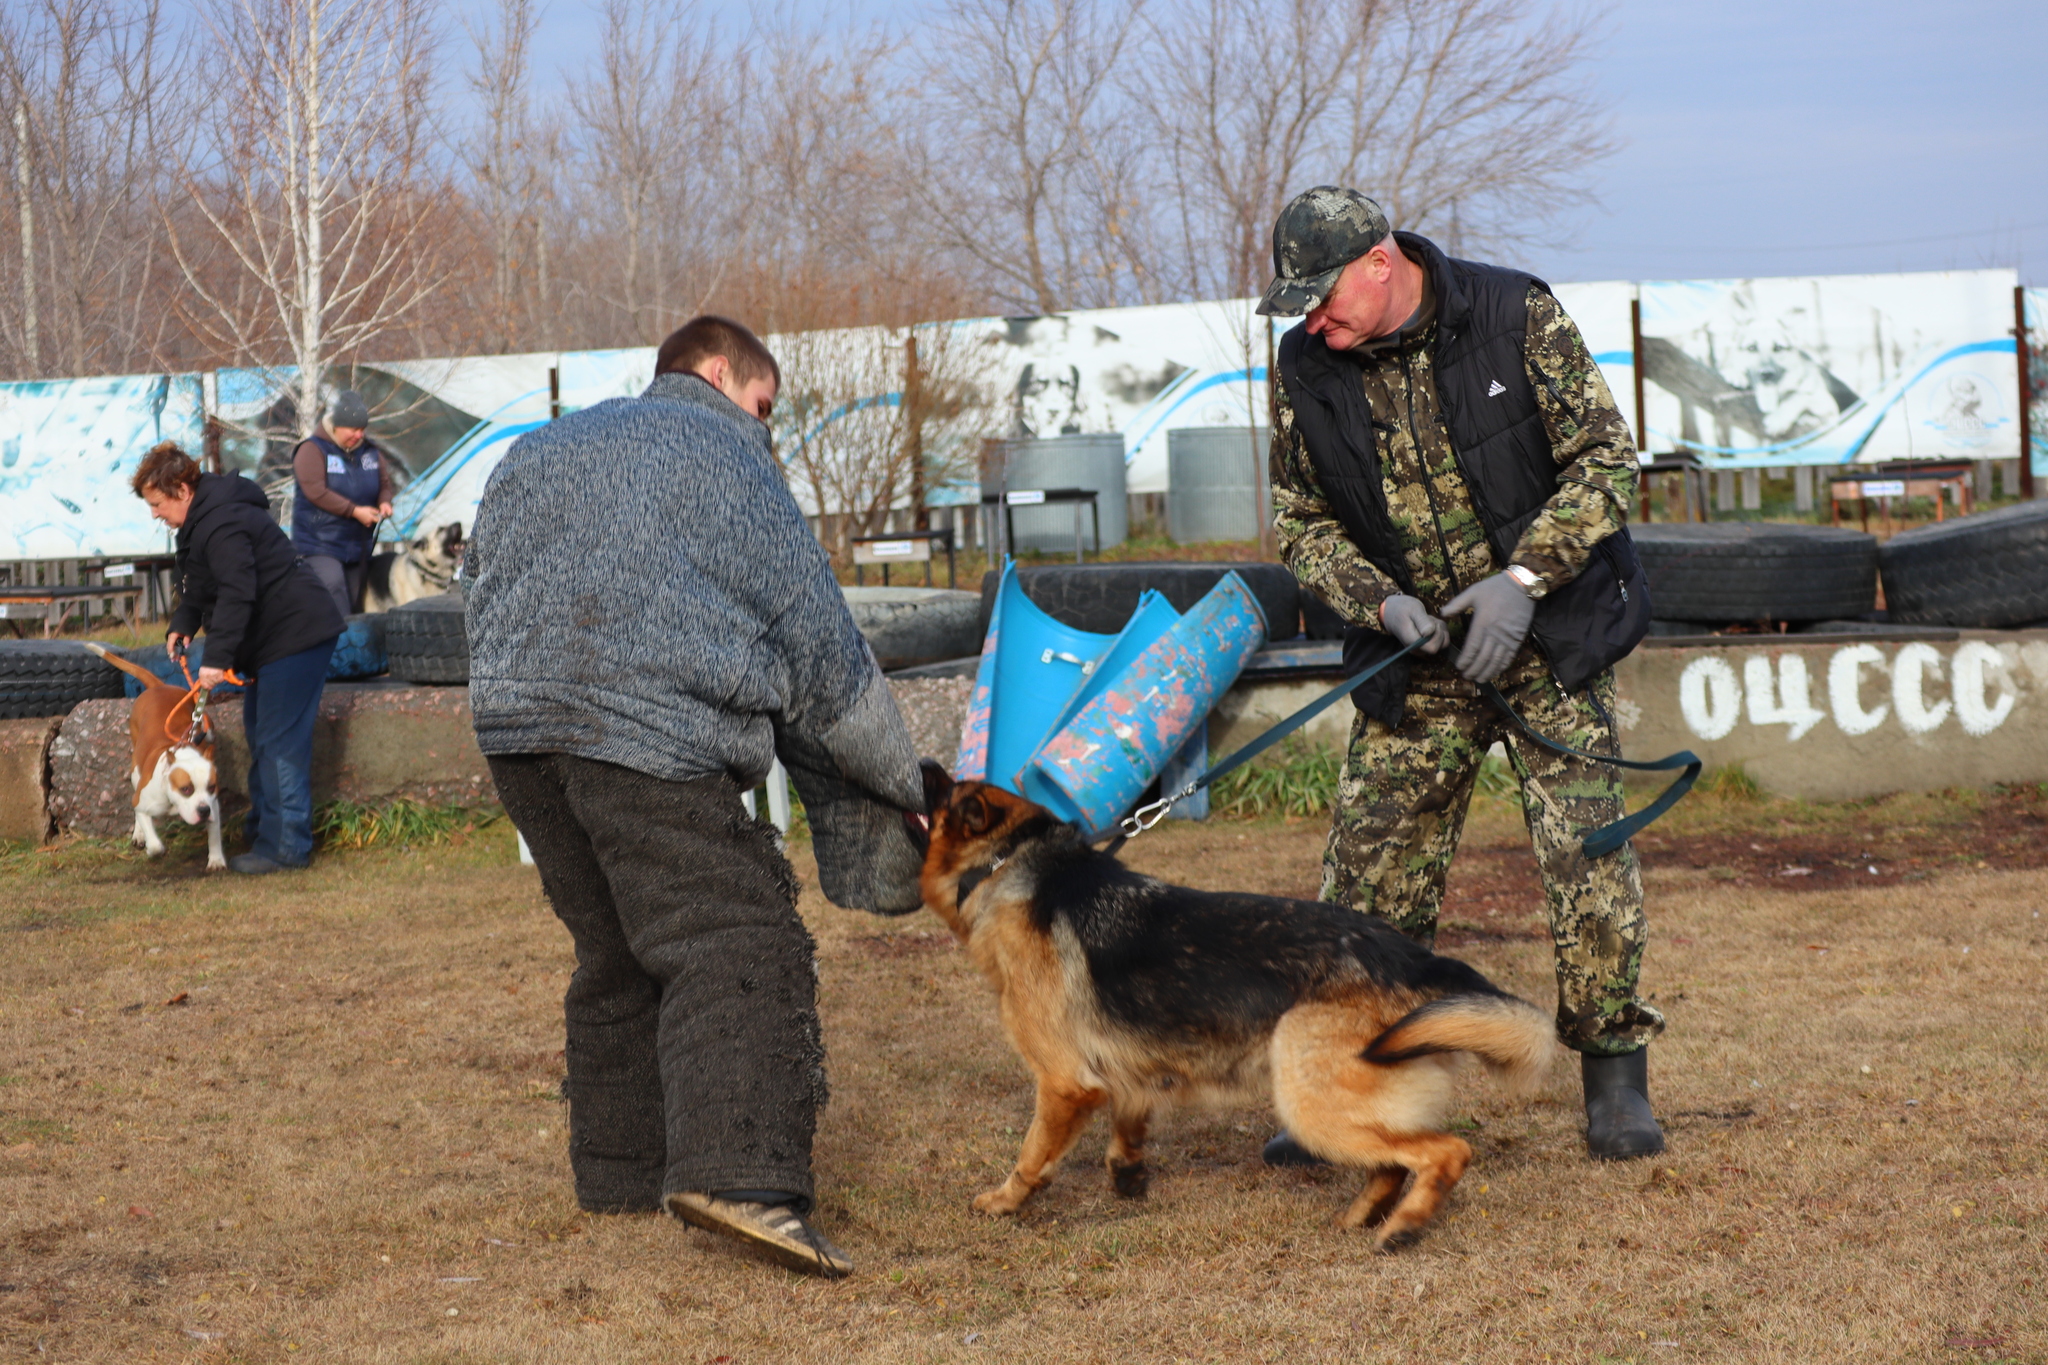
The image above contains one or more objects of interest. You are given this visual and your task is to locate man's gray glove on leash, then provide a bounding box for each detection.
[1378,594,1449,654]
[1442,572,1537,683]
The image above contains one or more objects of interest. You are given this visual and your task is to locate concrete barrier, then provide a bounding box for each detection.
[1611,630,2048,800]
[49,681,496,838]
[0,716,59,842]
[16,630,2048,840]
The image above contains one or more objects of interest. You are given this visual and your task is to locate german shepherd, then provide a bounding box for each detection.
[909,762,1560,1249]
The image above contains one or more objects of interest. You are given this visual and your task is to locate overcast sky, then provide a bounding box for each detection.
[500,0,2047,292]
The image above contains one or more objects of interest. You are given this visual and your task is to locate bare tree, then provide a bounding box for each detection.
[0,0,179,378]
[164,0,446,439]
[906,0,1144,315]
[562,0,731,343]
[777,321,1000,560]
[458,0,554,354]
[1133,0,1615,301]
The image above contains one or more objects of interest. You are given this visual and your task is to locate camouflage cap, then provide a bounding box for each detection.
[1256,186,1391,317]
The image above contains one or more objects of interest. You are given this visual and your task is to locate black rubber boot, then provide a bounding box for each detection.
[1261,1132,1328,1168]
[1582,1047,1665,1160]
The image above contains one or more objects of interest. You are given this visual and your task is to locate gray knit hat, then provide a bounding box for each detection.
[328,389,371,429]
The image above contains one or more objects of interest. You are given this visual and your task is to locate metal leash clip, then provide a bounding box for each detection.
[1118,781,1199,838]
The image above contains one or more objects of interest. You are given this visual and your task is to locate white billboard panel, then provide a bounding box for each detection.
[0,373,203,557]
[1638,269,2020,466]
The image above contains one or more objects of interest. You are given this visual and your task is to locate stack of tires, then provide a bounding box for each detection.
[1630,523,1878,632]
[0,641,126,718]
[385,592,469,684]
[1878,501,2048,628]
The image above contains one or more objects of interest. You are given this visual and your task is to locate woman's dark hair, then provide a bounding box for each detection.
[654,314,781,388]
[130,441,204,499]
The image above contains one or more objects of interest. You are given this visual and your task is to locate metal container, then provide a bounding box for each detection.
[1168,426,1270,545]
[984,435,1129,554]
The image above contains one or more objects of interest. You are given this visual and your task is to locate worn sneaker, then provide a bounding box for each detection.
[665,1192,853,1278]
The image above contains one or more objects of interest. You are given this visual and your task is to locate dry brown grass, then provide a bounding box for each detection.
[1,792,2044,1364]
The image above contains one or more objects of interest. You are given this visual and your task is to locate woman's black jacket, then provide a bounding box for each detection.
[166,474,344,674]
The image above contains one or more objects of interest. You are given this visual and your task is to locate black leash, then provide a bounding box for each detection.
[1101,636,1699,860]
[1478,682,1700,859]
[1103,637,1427,855]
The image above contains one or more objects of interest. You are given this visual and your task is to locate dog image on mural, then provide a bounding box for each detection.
[908,762,1560,1250]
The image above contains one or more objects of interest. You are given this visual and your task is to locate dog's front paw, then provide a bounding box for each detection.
[971,1184,1028,1216]
[1109,1159,1148,1199]
[1370,1226,1426,1254]
[206,856,227,872]
[143,842,166,859]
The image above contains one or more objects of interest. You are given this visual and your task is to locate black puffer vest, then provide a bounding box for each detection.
[1277,232,1649,722]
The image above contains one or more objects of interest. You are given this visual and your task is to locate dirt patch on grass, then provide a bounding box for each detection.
[1,799,2044,1363]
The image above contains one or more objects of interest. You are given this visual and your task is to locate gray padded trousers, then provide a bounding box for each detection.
[488,753,828,1214]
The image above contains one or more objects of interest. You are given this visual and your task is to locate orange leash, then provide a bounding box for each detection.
[166,646,244,747]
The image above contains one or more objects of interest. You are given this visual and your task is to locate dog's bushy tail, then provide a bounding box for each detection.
[82,642,172,690]
[1363,993,1559,1098]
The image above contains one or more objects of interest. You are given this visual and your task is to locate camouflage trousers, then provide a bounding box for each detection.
[1321,667,1666,1056]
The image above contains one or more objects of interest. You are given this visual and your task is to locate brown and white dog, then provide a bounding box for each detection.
[364,522,463,613]
[82,644,226,871]
[908,762,1562,1250]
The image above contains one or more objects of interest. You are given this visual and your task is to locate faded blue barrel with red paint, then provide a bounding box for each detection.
[1021,571,1267,836]
[953,562,1179,794]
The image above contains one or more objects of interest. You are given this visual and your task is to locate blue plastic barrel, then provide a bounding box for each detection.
[1021,571,1267,836]
[953,564,1181,794]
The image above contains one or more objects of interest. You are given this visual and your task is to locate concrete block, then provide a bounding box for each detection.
[49,682,497,838]
[1612,631,2048,800]
[0,716,60,843]
[887,675,972,771]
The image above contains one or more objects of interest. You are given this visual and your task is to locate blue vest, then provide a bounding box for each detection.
[292,433,384,563]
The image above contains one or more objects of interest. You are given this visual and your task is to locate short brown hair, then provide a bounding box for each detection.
[655,315,781,389]
[130,441,203,499]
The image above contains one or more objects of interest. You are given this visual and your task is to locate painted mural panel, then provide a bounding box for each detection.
[0,372,203,557]
[1637,269,2020,467]
[1551,280,1641,446]
[213,356,555,543]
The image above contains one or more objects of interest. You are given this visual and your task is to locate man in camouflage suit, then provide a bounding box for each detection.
[1258,186,1666,1161]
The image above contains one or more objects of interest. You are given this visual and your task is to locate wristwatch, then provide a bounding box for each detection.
[1506,564,1548,599]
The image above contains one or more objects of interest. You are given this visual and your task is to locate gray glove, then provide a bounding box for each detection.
[1442,572,1536,683]
[1378,594,1449,654]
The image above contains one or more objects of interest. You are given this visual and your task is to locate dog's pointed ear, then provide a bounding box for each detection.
[919,758,953,815]
[961,792,991,835]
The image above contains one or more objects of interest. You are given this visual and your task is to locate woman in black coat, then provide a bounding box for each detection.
[134,442,343,874]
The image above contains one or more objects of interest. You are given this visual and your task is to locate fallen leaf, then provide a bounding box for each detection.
[127,1205,151,1219]
[164,992,190,1006]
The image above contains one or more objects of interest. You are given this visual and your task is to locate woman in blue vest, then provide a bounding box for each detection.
[292,389,393,618]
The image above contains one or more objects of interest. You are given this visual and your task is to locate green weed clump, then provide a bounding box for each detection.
[314,799,500,850]
[1698,763,1765,802]
[1208,739,1341,819]
[1205,743,1525,821]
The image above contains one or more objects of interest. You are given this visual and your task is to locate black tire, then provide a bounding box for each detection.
[0,640,125,718]
[975,562,1301,641]
[385,592,469,685]
[1878,501,2048,628]
[1631,523,1877,623]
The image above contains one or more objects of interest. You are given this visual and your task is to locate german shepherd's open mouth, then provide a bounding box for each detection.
[906,760,1560,1250]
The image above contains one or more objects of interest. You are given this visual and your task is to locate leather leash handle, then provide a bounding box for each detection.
[1479,682,1700,859]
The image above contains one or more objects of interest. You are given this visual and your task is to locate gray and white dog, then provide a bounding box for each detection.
[365,522,464,612]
